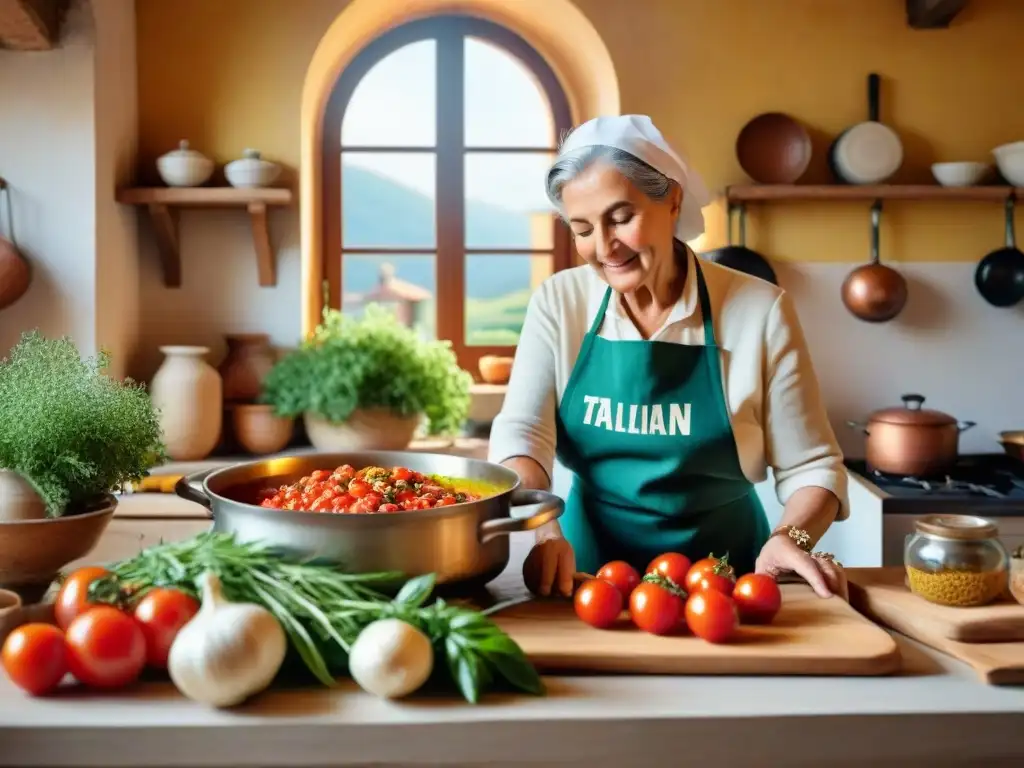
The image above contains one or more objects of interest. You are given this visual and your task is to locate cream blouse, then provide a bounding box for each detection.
[487,248,850,521]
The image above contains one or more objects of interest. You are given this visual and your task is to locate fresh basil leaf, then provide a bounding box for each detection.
[455,652,481,703]
[475,633,524,657]
[393,573,436,607]
[488,650,545,696]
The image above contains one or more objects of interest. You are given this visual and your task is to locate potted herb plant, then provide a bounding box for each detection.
[261,305,473,451]
[0,332,165,601]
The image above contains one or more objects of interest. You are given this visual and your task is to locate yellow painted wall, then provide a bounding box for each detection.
[136,0,1024,263]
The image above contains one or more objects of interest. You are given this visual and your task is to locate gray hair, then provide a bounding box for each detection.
[545,145,677,210]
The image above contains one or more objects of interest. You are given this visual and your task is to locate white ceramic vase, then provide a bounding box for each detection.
[151,346,223,461]
[303,409,421,452]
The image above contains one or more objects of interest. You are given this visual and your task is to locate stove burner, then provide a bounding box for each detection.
[877,471,1005,498]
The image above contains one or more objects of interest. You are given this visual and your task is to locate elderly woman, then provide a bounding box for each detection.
[488,115,849,600]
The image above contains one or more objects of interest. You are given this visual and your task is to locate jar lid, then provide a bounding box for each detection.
[915,514,998,541]
[870,393,957,427]
[162,140,208,161]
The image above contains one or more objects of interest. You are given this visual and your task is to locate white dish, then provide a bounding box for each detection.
[931,162,989,187]
[992,142,1024,186]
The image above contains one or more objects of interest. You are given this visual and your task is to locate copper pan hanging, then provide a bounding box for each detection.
[0,179,30,311]
[841,200,907,323]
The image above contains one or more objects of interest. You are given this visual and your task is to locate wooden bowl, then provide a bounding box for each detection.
[478,355,513,385]
[0,495,116,603]
[736,112,813,184]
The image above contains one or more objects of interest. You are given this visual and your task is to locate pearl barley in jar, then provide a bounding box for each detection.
[904,514,1009,607]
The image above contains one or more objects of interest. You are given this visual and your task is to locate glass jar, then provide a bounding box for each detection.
[904,514,1008,607]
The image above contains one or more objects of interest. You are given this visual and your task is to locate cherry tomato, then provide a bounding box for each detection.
[574,578,623,629]
[65,606,147,689]
[685,589,739,643]
[54,566,112,630]
[629,579,685,636]
[732,573,782,624]
[596,560,641,599]
[645,552,692,588]
[1,623,68,696]
[685,554,736,596]
[133,588,201,668]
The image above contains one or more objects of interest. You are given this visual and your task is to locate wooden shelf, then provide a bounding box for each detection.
[116,187,294,287]
[726,184,1021,204]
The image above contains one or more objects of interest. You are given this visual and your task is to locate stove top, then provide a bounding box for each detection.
[844,454,1024,515]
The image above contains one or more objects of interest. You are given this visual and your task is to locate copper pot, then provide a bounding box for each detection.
[847,394,976,477]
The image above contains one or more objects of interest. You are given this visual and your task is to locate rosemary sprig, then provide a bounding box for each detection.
[90,532,543,702]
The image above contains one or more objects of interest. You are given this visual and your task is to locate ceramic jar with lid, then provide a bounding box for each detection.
[225,149,282,188]
[904,514,1008,607]
[157,140,215,187]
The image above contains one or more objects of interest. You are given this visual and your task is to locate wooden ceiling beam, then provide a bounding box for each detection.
[0,0,68,51]
[906,0,969,29]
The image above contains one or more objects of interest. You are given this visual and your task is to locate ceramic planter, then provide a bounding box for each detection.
[231,405,294,455]
[303,409,421,452]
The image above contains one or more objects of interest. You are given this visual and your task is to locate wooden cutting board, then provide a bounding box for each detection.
[848,568,1024,685]
[846,567,1024,642]
[490,583,900,676]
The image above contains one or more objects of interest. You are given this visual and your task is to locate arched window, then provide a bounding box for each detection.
[321,15,573,374]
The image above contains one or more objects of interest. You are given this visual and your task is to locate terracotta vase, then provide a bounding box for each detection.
[0,470,46,522]
[150,346,223,460]
[218,333,276,403]
[232,405,294,455]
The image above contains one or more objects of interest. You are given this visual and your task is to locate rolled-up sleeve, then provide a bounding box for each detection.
[487,282,560,483]
[763,291,850,521]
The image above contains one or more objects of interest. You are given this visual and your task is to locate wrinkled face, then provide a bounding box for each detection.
[561,163,681,294]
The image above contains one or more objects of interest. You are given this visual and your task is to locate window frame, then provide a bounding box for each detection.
[320,14,574,375]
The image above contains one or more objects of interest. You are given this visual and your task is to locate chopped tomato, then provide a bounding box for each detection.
[257,464,483,515]
[685,554,736,596]
[645,552,692,588]
[732,573,782,624]
[629,575,686,636]
[596,560,641,599]
[574,578,623,629]
[1,623,68,696]
[685,589,739,643]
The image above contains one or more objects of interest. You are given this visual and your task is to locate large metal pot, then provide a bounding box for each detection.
[847,394,975,477]
[174,451,564,590]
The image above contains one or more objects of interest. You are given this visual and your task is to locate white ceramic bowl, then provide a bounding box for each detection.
[931,162,989,187]
[992,142,1024,186]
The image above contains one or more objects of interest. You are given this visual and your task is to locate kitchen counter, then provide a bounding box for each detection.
[3,495,1024,767]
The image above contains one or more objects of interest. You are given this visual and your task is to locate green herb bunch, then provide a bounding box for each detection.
[261,305,473,436]
[0,331,165,515]
[93,532,544,703]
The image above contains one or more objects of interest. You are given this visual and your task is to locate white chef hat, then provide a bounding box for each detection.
[556,114,711,243]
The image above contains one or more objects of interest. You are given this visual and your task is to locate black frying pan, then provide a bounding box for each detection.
[975,197,1024,308]
[700,204,778,285]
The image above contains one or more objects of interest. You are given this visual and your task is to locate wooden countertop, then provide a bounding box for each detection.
[2,534,1024,766]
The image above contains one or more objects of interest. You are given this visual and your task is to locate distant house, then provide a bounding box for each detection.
[347,262,432,329]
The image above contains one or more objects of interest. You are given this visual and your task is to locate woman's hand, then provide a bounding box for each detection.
[522,536,576,598]
[755,534,848,601]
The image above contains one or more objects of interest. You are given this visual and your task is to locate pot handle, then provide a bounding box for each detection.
[174,468,217,518]
[478,489,565,544]
[958,420,977,433]
[846,420,870,436]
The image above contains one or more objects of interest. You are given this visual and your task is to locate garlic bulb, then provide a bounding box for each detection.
[348,619,434,699]
[167,571,287,708]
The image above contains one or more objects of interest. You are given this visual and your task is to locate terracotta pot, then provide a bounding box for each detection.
[0,495,116,603]
[231,405,294,455]
[847,393,976,477]
[304,409,420,451]
[151,346,223,460]
[0,470,46,522]
[478,355,513,384]
[218,333,276,403]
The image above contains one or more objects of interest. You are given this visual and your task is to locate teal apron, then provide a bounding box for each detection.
[554,256,770,577]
